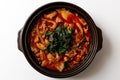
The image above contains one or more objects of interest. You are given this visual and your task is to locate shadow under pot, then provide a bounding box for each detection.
[17,2,103,78]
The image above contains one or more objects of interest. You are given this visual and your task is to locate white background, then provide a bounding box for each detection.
[0,0,120,80]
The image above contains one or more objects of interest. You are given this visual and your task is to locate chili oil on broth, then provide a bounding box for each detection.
[29,8,91,72]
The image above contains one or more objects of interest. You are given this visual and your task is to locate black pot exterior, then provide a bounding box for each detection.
[17,2,103,78]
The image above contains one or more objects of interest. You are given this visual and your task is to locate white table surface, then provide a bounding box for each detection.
[0,0,120,80]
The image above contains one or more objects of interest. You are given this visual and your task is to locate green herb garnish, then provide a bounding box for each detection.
[45,26,73,54]
[45,32,53,36]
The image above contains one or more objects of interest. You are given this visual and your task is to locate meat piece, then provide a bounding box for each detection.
[57,8,72,20]
[42,18,57,30]
[55,54,61,61]
[47,53,54,63]
[55,61,64,72]
[79,18,87,26]
[34,36,39,43]
[76,23,83,35]
[41,60,47,66]
[44,11,57,19]
[36,43,46,50]
[30,46,38,53]
[55,16,62,23]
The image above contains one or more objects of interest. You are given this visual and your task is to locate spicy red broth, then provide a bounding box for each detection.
[29,8,91,72]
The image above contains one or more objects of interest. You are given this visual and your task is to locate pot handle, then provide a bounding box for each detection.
[96,26,103,52]
[17,28,24,52]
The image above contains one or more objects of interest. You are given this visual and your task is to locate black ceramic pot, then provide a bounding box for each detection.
[17,2,103,78]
